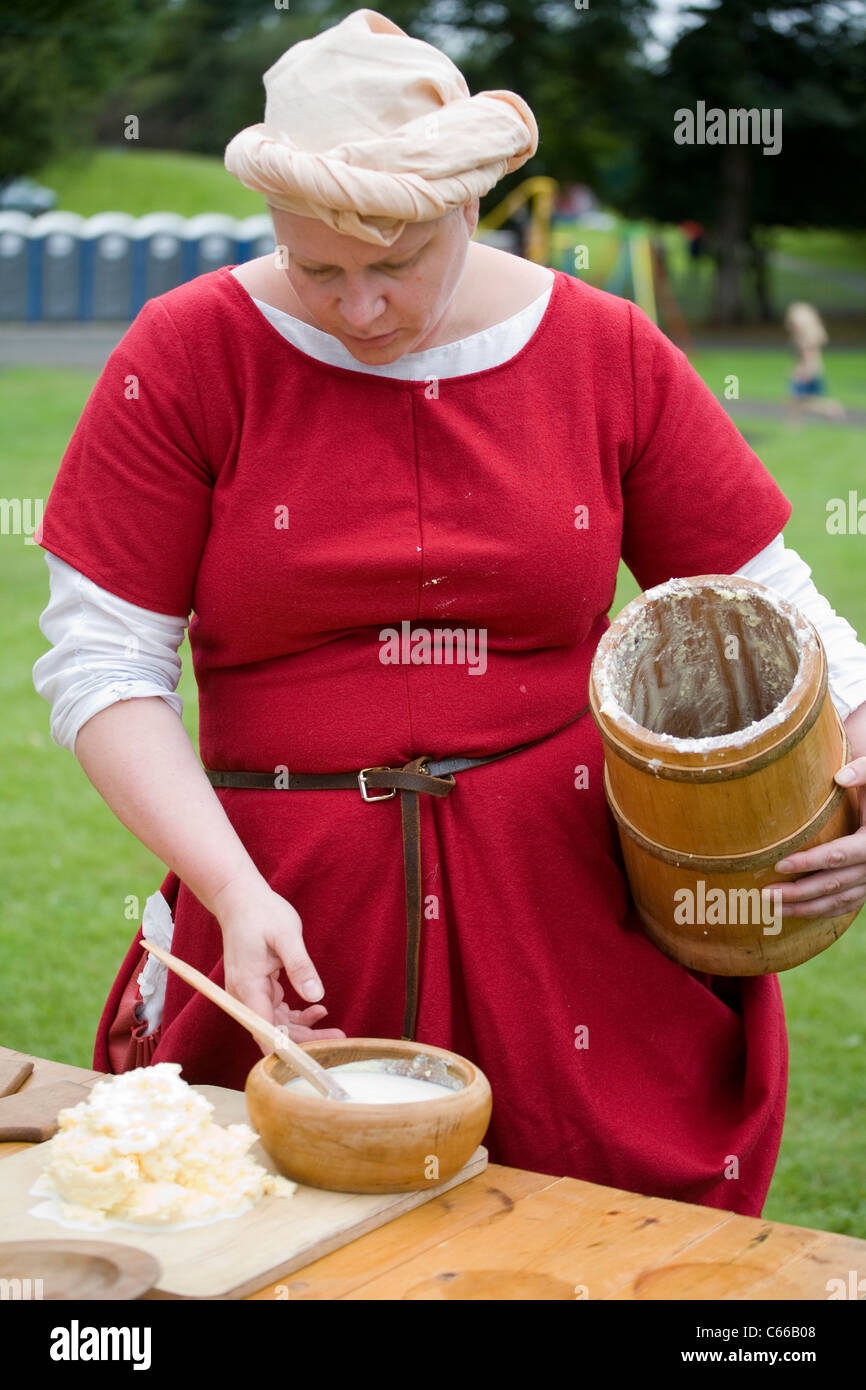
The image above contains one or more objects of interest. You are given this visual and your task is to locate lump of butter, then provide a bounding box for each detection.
[30,1062,295,1228]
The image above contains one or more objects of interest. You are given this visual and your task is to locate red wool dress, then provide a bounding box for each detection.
[40,266,792,1215]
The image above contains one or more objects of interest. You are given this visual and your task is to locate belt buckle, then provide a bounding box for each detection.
[357,766,397,802]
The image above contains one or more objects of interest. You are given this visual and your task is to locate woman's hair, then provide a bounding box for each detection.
[784,301,828,348]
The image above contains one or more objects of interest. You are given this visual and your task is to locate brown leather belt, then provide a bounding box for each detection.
[204,704,590,1039]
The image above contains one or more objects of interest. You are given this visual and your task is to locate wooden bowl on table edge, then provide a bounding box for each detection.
[245,1037,493,1194]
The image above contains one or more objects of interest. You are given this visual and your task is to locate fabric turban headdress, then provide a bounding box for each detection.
[224,7,538,247]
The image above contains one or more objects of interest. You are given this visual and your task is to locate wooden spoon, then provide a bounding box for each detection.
[140,939,352,1102]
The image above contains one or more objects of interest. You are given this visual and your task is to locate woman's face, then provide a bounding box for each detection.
[269,201,479,362]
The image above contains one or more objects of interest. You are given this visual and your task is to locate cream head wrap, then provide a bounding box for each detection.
[224,7,538,247]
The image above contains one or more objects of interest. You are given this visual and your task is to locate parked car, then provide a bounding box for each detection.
[0,177,57,215]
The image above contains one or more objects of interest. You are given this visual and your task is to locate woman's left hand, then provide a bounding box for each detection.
[762,705,866,921]
[272,1002,345,1042]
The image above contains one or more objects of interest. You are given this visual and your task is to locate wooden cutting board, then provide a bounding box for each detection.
[0,1084,487,1299]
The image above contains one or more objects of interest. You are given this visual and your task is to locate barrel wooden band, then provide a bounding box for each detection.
[596,653,828,783]
[604,744,851,872]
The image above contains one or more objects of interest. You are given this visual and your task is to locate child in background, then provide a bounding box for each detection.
[785,301,846,424]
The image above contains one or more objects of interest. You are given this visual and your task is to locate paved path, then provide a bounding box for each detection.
[0,323,126,369]
[771,252,866,294]
[719,397,866,427]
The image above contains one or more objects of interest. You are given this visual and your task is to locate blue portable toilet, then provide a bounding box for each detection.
[236,214,275,266]
[82,212,136,320]
[131,213,186,313]
[183,213,239,280]
[31,211,84,319]
[0,212,32,320]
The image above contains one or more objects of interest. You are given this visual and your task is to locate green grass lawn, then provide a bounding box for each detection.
[34,148,265,220]
[2,361,865,1236]
[0,367,200,1066]
[689,350,866,411]
[774,228,866,274]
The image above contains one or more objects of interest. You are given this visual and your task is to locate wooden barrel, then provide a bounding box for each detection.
[588,574,860,975]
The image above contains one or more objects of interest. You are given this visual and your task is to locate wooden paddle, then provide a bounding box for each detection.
[0,1057,34,1098]
[0,1082,97,1143]
[140,939,352,1102]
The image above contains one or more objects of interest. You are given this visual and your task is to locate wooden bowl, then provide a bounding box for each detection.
[245,1038,492,1194]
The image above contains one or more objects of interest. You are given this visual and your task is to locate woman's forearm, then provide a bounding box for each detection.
[74,697,329,1022]
[73,696,264,919]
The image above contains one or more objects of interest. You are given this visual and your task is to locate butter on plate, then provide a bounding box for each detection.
[29,1062,295,1231]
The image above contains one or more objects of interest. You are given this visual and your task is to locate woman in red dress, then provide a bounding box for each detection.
[34,10,866,1217]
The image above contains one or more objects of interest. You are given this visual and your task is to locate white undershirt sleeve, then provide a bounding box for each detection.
[733,533,866,722]
[32,552,189,755]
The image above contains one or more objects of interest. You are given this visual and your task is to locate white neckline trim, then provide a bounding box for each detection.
[230,267,555,380]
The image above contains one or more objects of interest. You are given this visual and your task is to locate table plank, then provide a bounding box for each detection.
[607,1214,819,1300]
[619,1221,866,1302]
[328,1178,735,1300]
[743,1232,866,1302]
[248,1164,559,1300]
[283,1175,866,1301]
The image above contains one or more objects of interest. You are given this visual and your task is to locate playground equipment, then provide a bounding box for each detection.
[478,182,693,352]
[597,222,693,352]
[476,176,558,265]
[604,223,656,319]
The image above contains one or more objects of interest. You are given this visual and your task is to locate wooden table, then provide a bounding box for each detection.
[3,1047,864,1301]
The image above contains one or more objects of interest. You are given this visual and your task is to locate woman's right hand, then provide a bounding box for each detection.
[213,874,347,1050]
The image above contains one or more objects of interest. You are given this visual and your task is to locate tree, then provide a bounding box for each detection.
[95,1,332,156]
[623,1,866,322]
[0,0,164,181]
